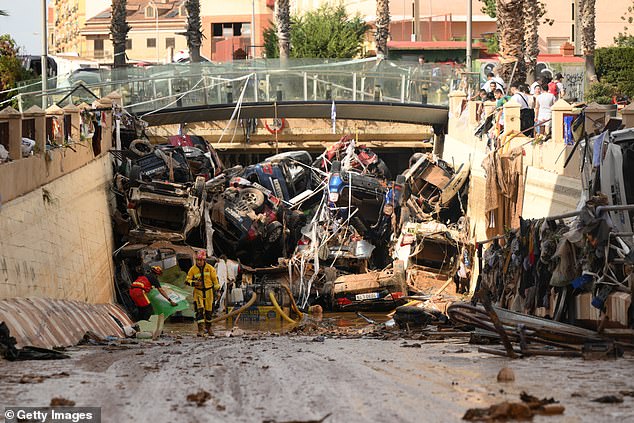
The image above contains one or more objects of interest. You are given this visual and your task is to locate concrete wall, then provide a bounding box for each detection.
[0,154,115,303]
[443,94,583,243]
[147,118,434,150]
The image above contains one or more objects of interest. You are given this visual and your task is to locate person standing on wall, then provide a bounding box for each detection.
[186,251,220,337]
[535,83,557,135]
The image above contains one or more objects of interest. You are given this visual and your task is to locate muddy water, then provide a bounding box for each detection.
[164,312,391,335]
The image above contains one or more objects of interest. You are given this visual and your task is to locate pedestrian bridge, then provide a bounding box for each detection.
[13,58,455,131]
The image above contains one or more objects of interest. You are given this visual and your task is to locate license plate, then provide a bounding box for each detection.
[355,292,380,301]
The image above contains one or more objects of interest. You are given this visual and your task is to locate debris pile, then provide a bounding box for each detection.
[109,132,470,319]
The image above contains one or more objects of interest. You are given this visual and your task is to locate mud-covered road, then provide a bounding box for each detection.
[1,328,633,423]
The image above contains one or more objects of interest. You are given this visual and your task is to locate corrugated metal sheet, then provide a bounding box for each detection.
[0,298,133,349]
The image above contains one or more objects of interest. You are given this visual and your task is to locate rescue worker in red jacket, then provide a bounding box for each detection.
[186,251,220,336]
[129,266,177,321]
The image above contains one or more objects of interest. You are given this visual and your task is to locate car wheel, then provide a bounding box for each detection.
[239,187,265,212]
[265,221,283,243]
[193,176,206,202]
[129,139,154,157]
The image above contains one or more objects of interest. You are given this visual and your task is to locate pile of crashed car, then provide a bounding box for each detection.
[110,133,470,317]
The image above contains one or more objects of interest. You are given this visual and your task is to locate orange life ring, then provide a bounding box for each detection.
[264,118,286,134]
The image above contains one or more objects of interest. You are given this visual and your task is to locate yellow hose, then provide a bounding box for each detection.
[209,292,257,324]
[269,291,297,324]
[282,284,304,319]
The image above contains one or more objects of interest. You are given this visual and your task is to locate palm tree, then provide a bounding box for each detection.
[276,0,291,65]
[496,0,526,85]
[523,1,539,83]
[185,0,203,63]
[110,0,130,68]
[579,0,597,80]
[375,0,390,59]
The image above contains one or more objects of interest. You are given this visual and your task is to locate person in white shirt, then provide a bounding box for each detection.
[535,83,557,135]
[511,84,535,135]
[530,77,543,95]
[482,72,505,93]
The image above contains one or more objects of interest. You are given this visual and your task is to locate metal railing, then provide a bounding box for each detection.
[11,59,459,114]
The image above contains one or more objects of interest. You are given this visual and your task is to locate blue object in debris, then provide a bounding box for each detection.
[571,274,593,289]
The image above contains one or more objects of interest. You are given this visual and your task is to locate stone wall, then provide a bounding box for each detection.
[0,149,115,303]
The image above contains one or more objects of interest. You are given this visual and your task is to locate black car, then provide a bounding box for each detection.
[242,150,319,207]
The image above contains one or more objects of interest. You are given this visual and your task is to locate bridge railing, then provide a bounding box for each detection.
[13,59,458,115]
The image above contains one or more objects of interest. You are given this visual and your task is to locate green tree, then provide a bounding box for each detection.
[0,35,33,103]
[185,0,203,62]
[264,4,369,59]
[110,0,130,67]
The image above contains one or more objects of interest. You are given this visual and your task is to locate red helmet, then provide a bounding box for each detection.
[196,251,207,260]
[151,265,163,275]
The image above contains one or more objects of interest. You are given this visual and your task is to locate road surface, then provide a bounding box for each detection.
[0,326,633,422]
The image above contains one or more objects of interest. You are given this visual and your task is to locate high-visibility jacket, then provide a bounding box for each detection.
[130,276,152,307]
[186,264,220,292]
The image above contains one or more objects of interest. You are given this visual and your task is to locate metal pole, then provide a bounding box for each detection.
[251,0,256,59]
[156,4,159,64]
[41,0,48,109]
[352,73,357,101]
[466,0,472,72]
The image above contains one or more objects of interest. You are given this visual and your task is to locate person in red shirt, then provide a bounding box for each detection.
[129,266,176,321]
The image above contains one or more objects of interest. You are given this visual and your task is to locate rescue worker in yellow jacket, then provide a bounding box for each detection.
[186,251,220,336]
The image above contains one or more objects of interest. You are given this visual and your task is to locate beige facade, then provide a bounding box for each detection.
[295,0,632,53]
[50,0,110,55]
[200,0,274,61]
[80,0,188,64]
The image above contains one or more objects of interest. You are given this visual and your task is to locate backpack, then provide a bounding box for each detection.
[548,81,559,96]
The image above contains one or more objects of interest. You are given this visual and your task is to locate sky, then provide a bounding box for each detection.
[0,0,50,55]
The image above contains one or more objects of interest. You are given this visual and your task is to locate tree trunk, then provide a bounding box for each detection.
[276,0,291,65]
[497,0,526,85]
[523,0,539,83]
[110,0,130,68]
[375,0,390,59]
[579,0,597,81]
[185,0,203,63]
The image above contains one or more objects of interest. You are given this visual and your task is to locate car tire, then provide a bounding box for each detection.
[239,187,265,212]
[193,176,206,202]
[129,139,154,157]
[265,221,283,243]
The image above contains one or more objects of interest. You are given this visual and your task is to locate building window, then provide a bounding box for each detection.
[213,23,223,37]
[547,37,569,54]
[166,37,175,49]
[146,5,155,18]
[126,39,132,49]
[94,39,104,57]
[212,22,248,38]
[147,38,156,48]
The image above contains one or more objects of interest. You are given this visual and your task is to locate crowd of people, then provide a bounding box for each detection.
[475,71,566,137]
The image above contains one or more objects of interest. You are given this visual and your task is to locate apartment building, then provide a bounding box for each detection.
[80,0,188,64]
[296,0,632,55]
[200,0,275,61]
[49,0,110,56]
